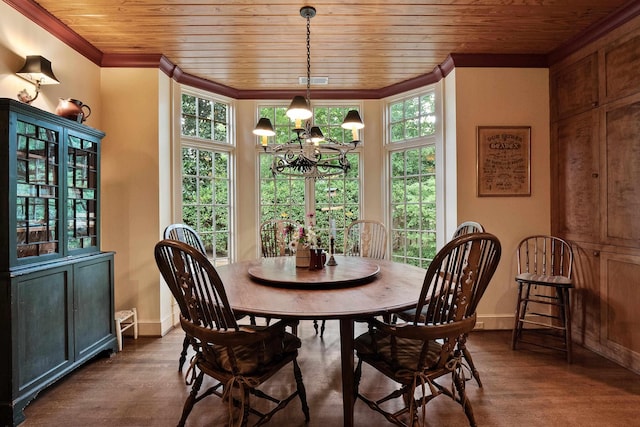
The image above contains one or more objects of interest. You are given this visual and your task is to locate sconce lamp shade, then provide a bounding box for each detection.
[341,110,365,130]
[16,55,60,86]
[253,117,276,136]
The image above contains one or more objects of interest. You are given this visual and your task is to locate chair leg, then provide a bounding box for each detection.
[320,320,326,338]
[115,318,123,352]
[240,386,250,427]
[313,320,319,335]
[453,369,477,427]
[293,358,311,421]
[354,358,363,400]
[458,334,482,387]
[179,333,190,372]
[178,370,204,427]
[559,287,572,363]
[511,282,531,350]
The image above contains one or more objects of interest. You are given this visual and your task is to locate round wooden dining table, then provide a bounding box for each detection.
[215,255,426,427]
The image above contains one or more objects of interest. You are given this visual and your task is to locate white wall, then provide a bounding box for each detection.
[0,2,101,128]
[450,67,551,329]
[100,68,174,336]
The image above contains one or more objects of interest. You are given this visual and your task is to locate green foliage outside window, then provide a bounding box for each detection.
[180,92,232,265]
[182,147,230,262]
[389,90,438,267]
[181,94,228,142]
[390,93,436,143]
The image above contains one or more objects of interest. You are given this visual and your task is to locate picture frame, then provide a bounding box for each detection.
[476,126,531,197]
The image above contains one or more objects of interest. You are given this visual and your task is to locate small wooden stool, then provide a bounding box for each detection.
[114,308,138,351]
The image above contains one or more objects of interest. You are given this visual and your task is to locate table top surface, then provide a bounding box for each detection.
[217,255,426,320]
[247,256,380,288]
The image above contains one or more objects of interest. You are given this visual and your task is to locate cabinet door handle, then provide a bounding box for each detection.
[591,173,599,178]
[593,251,600,257]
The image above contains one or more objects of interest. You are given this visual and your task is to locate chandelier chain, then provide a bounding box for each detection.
[306,14,311,102]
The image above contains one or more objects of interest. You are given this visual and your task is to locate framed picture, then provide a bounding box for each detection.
[476,126,531,197]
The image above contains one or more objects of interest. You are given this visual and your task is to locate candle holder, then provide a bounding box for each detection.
[327,235,338,266]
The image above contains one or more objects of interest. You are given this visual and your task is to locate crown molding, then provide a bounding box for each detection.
[547,0,640,65]
[4,0,103,64]
[5,0,638,99]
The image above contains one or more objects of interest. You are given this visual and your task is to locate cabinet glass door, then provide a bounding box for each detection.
[66,133,98,252]
[16,119,60,258]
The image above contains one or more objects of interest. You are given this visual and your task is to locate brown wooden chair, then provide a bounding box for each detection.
[163,223,254,371]
[354,233,501,427]
[512,235,574,362]
[154,239,310,427]
[393,221,487,386]
[260,219,300,257]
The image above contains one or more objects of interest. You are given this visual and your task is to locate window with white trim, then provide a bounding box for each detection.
[179,91,233,265]
[387,89,439,267]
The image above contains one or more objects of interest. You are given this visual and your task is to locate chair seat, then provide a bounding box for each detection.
[515,272,572,287]
[202,327,301,375]
[355,330,442,374]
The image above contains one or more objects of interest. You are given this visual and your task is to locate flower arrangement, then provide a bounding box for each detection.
[287,212,319,252]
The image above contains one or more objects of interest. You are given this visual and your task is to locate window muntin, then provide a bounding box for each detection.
[387,88,438,267]
[179,91,233,265]
[390,93,436,142]
[181,94,229,143]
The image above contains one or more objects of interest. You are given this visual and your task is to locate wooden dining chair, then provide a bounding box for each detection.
[163,223,254,371]
[343,219,387,259]
[354,233,501,427]
[164,223,207,255]
[154,239,310,427]
[393,220,487,386]
[452,220,484,238]
[512,235,574,362]
[260,219,300,257]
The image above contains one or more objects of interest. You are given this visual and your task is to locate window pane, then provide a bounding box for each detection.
[388,89,437,267]
[181,93,228,144]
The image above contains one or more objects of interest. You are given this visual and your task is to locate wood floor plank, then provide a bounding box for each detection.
[22,322,640,426]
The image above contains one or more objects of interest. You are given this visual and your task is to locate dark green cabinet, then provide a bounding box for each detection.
[0,99,116,426]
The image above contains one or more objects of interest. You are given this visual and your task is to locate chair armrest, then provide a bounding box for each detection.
[364,315,476,341]
[180,316,299,347]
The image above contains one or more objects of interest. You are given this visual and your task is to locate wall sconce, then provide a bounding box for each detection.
[16,55,60,104]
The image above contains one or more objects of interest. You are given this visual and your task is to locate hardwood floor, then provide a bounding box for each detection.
[22,322,640,426]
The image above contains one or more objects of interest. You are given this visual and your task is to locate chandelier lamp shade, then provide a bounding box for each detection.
[15,55,60,104]
[253,5,364,180]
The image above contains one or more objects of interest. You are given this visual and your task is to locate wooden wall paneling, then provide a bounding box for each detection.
[600,251,640,372]
[550,53,599,121]
[601,93,640,248]
[603,29,640,103]
[550,14,640,374]
[571,242,601,347]
[552,110,600,242]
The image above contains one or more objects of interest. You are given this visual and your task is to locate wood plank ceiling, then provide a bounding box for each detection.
[20,0,635,92]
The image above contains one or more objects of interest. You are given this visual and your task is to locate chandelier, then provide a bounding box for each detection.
[253,5,364,180]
